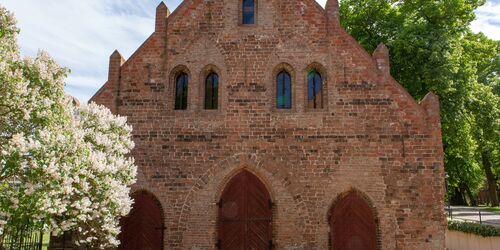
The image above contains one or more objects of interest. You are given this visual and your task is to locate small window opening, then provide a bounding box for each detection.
[307,70,323,109]
[175,73,188,110]
[276,71,292,109]
[205,72,219,110]
[242,0,255,24]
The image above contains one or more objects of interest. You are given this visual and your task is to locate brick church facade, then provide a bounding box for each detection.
[90,0,446,249]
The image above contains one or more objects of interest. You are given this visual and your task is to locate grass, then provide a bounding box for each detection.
[485,207,500,213]
[478,205,500,213]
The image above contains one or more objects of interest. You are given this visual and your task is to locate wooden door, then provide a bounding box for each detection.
[330,192,377,250]
[119,191,164,250]
[218,170,272,249]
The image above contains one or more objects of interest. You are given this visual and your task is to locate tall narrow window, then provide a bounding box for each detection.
[307,70,323,109]
[276,71,292,109]
[175,73,188,110]
[242,0,255,24]
[205,72,219,110]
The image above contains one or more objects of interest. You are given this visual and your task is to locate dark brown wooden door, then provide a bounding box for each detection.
[119,191,164,250]
[330,192,377,250]
[218,170,272,250]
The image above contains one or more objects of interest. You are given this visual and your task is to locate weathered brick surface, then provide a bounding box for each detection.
[91,0,446,249]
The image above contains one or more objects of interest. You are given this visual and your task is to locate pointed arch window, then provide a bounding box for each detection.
[276,71,292,109]
[205,72,219,110]
[242,0,255,24]
[175,72,188,110]
[307,70,323,109]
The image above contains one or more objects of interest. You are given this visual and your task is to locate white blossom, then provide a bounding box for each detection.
[0,6,137,249]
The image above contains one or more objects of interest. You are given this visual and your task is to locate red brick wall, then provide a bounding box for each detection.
[91,0,446,249]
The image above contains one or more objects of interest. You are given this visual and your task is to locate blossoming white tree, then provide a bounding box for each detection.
[0,6,137,248]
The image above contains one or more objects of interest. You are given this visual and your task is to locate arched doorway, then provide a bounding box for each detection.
[217,170,273,249]
[119,191,164,250]
[330,191,377,250]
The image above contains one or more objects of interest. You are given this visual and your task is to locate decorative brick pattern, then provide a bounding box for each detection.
[90,0,446,249]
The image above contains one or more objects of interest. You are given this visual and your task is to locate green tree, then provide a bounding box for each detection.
[468,84,499,206]
[462,32,500,206]
[340,0,499,205]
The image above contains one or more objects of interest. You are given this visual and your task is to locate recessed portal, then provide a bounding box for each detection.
[119,191,164,250]
[330,191,377,250]
[217,170,272,249]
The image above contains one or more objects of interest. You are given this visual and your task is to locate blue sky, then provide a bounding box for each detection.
[1,0,499,103]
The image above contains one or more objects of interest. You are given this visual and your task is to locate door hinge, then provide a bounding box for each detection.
[268,199,274,209]
[216,239,221,249]
[269,240,273,250]
[217,199,223,208]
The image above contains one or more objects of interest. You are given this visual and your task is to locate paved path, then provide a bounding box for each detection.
[447,206,500,227]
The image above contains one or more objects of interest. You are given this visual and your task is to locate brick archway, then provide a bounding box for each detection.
[217,170,272,249]
[329,190,378,250]
[176,153,312,248]
[119,190,164,250]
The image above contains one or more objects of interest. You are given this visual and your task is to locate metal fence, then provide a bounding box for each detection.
[446,206,500,227]
[0,224,45,250]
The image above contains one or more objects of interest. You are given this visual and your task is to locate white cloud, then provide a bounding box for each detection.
[471,1,500,40]
[1,0,497,103]
[2,0,166,102]
[316,0,327,7]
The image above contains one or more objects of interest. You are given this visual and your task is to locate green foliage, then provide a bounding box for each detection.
[448,220,500,237]
[340,0,499,203]
[483,206,500,213]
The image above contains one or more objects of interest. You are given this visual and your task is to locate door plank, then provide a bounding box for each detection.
[330,192,377,250]
[119,191,164,250]
[218,170,272,250]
